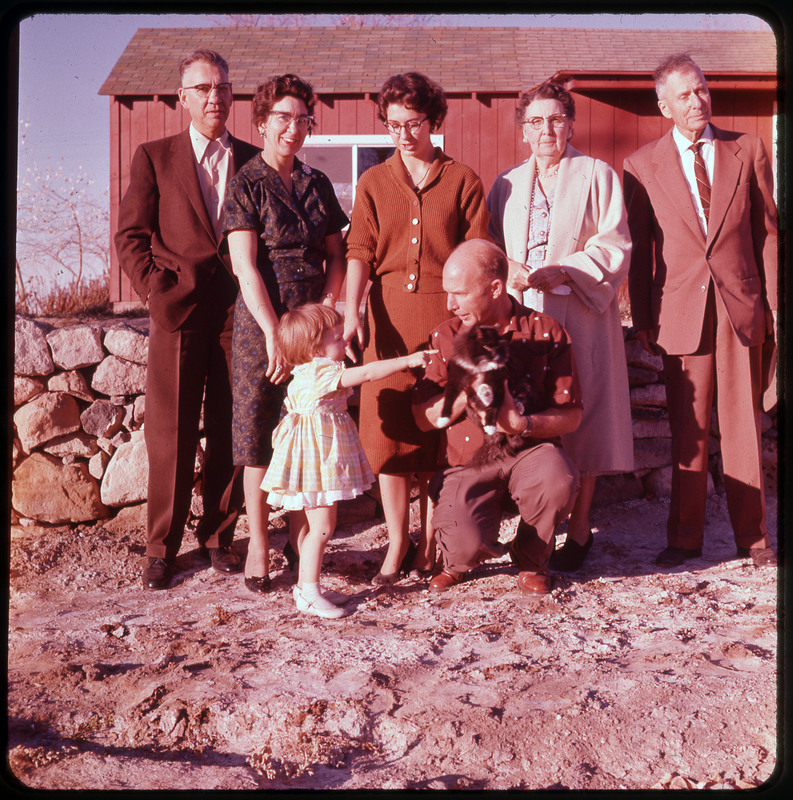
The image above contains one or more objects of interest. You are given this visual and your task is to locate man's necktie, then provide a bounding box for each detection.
[204,140,223,236]
[690,141,711,224]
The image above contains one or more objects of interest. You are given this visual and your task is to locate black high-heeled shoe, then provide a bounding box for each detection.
[244,575,272,593]
[549,532,593,572]
[372,538,418,585]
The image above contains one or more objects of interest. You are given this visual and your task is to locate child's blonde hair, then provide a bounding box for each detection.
[276,303,344,366]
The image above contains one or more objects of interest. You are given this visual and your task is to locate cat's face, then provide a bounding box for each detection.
[469,326,508,370]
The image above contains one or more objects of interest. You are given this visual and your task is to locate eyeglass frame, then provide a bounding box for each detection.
[521,114,569,130]
[181,82,233,98]
[383,117,429,136]
[268,111,315,131]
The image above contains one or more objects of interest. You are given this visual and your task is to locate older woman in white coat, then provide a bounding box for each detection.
[488,81,633,571]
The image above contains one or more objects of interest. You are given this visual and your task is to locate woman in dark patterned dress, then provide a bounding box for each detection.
[224,74,348,593]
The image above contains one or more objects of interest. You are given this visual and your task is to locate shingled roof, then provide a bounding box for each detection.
[99,26,777,96]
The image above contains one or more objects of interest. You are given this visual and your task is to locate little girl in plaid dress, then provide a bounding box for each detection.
[262,303,435,619]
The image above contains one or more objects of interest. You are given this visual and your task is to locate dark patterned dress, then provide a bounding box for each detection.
[223,155,348,466]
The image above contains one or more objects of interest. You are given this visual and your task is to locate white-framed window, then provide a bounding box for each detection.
[300,134,444,219]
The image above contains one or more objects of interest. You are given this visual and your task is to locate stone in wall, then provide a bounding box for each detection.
[14,376,45,406]
[13,392,82,453]
[89,450,112,480]
[630,384,667,408]
[81,399,125,439]
[12,452,110,524]
[101,431,148,507]
[43,430,100,459]
[14,317,54,377]
[91,355,147,397]
[47,370,95,402]
[46,325,104,370]
[104,323,149,365]
[632,437,673,473]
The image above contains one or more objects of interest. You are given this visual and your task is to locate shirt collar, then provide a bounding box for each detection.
[188,123,231,162]
[672,123,713,156]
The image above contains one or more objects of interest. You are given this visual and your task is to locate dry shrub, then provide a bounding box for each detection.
[15,273,110,317]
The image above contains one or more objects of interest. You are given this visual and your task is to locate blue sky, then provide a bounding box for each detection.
[16,11,772,193]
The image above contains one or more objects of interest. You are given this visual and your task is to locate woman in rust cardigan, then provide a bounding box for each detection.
[343,72,490,584]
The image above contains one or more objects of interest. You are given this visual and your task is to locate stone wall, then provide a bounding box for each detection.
[11,315,778,526]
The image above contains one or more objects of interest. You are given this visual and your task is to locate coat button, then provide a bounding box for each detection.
[411,237,418,244]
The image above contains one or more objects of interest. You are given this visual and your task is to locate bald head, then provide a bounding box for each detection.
[442,239,512,328]
[445,239,509,284]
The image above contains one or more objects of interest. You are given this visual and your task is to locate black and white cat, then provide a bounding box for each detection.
[436,324,509,436]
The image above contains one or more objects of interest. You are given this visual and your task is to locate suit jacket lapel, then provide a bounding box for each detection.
[171,130,218,243]
[707,128,742,247]
[652,132,704,242]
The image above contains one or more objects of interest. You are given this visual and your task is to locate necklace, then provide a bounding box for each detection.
[411,160,432,190]
[537,163,560,179]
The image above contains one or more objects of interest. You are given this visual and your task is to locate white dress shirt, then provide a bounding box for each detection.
[188,123,232,237]
[672,123,714,236]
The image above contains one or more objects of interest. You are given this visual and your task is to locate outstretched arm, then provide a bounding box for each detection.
[339,350,435,389]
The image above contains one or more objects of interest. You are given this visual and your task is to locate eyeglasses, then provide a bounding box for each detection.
[522,115,568,130]
[383,118,427,135]
[269,112,314,130]
[182,83,233,98]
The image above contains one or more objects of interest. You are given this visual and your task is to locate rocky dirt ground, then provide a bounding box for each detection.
[6,478,781,792]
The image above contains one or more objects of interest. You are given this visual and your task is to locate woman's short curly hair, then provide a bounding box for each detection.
[376,72,448,130]
[276,303,343,367]
[515,81,576,126]
[253,74,316,130]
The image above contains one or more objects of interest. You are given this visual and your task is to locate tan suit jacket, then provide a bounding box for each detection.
[623,125,777,550]
[624,125,777,355]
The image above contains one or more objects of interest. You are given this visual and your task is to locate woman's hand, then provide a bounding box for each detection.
[263,327,290,385]
[507,258,532,292]
[526,265,568,293]
[343,313,364,363]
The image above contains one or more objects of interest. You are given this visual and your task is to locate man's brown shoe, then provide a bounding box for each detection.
[429,568,465,592]
[517,571,552,595]
[737,546,777,567]
[655,546,702,567]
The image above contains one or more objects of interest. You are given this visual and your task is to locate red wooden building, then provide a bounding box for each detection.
[100,26,778,310]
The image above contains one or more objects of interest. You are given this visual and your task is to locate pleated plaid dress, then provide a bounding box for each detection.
[261,358,375,511]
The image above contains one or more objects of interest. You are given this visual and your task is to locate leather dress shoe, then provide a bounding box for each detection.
[244,575,272,593]
[143,557,173,590]
[655,546,702,567]
[737,546,777,567]
[517,571,552,595]
[209,545,242,574]
[429,568,466,592]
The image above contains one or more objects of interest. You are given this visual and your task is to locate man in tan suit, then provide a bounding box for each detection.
[116,49,260,589]
[623,54,777,568]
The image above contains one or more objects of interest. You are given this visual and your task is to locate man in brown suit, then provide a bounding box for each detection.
[115,49,260,589]
[623,54,777,568]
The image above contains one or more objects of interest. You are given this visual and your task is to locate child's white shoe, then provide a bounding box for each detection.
[294,585,347,619]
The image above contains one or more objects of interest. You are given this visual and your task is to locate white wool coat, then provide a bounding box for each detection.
[487,144,634,474]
